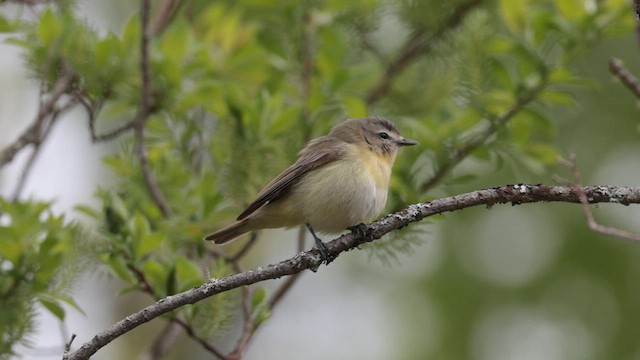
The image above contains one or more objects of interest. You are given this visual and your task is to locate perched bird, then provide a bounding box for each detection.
[204,117,417,262]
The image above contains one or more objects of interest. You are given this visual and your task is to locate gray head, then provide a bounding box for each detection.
[330,117,417,156]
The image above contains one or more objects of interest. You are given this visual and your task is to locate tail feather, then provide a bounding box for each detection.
[204,219,251,244]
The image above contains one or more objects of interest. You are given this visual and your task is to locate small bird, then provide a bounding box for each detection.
[204,117,417,262]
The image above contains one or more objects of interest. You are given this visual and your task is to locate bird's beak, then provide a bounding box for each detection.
[396,137,418,146]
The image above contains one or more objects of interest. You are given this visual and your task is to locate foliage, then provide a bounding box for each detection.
[0,0,636,358]
[0,199,83,358]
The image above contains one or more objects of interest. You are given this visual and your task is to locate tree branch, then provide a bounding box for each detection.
[148,0,183,37]
[365,0,482,105]
[421,79,545,191]
[0,67,75,169]
[557,153,640,241]
[134,0,172,218]
[609,57,640,99]
[65,184,640,360]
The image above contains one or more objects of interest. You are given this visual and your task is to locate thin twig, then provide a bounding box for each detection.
[268,226,306,309]
[11,97,78,200]
[61,333,76,360]
[635,0,640,49]
[557,153,640,241]
[77,95,136,142]
[170,317,226,359]
[137,322,183,360]
[421,79,546,192]
[66,184,640,360]
[609,57,640,99]
[0,68,75,168]
[134,0,172,218]
[149,0,183,37]
[365,0,482,105]
[227,286,254,360]
[231,232,259,262]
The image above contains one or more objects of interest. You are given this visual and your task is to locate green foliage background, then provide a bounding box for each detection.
[0,0,639,359]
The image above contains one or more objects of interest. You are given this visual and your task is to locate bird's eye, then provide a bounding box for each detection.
[378,132,389,140]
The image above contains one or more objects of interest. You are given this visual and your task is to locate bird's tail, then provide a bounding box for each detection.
[204,219,251,244]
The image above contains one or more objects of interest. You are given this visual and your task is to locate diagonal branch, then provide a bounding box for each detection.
[365,0,482,105]
[0,68,76,169]
[421,79,546,192]
[65,183,640,360]
[558,153,640,241]
[609,57,640,99]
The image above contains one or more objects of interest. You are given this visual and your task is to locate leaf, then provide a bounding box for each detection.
[37,9,63,46]
[341,96,368,118]
[176,256,203,291]
[540,90,575,107]
[141,259,168,295]
[0,15,16,33]
[135,233,164,258]
[57,295,86,316]
[108,255,136,284]
[129,213,151,244]
[39,297,65,321]
[251,287,270,326]
[498,0,528,33]
[74,204,100,219]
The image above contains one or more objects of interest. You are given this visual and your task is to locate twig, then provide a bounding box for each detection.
[134,0,172,218]
[557,153,640,241]
[635,0,640,49]
[609,57,640,99]
[268,226,306,309]
[65,184,640,360]
[137,322,183,360]
[227,286,254,360]
[0,68,75,168]
[61,333,76,360]
[365,0,482,105]
[170,317,226,359]
[77,95,136,143]
[149,0,183,37]
[421,79,546,192]
[231,232,259,262]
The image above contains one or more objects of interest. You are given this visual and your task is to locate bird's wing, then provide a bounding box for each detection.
[236,137,346,221]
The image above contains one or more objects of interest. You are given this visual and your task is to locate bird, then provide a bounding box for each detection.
[204,117,417,262]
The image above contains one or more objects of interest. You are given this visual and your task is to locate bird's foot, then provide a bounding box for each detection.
[348,223,371,239]
[306,224,336,265]
[348,223,371,250]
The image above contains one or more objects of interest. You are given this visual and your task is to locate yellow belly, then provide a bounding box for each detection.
[289,146,392,233]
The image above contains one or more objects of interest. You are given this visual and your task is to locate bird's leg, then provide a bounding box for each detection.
[306,224,334,264]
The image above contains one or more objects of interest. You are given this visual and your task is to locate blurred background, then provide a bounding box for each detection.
[1,0,640,359]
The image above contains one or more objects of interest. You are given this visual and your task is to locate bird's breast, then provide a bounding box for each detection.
[291,145,394,233]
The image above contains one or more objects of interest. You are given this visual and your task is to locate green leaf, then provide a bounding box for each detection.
[74,204,100,219]
[341,96,368,118]
[141,259,167,294]
[37,9,63,46]
[176,256,203,292]
[251,287,270,326]
[251,287,267,309]
[540,90,575,107]
[526,143,558,164]
[556,0,586,22]
[57,295,86,316]
[498,0,528,33]
[0,15,16,33]
[108,255,136,284]
[39,297,65,321]
[129,213,151,244]
[135,233,164,258]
